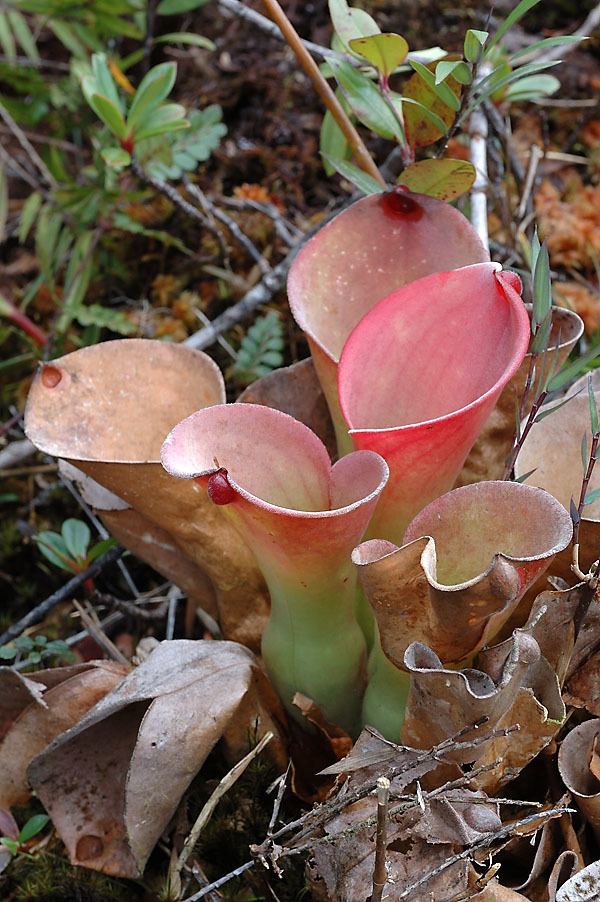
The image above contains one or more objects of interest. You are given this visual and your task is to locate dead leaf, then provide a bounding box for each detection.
[555,858,600,901]
[237,358,337,460]
[292,693,352,761]
[0,662,127,809]
[24,339,270,651]
[28,640,287,878]
[558,719,600,844]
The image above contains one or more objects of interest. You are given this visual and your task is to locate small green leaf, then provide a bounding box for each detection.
[61,518,91,562]
[486,0,543,53]
[570,497,581,527]
[582,432,589,473]
[509,35,583,63]
[6,10,39,61]
[548,345,600,393]
[534,395,576,423]
[127,62,178,132]
[532,241,551,329]
[19,191,42,243]
[397,158,475,201]
[328,0,380,52]
[464,29,488,63]
[514,467,537,484]
[87,537,118,563]
[90,92,128,139]
[320,102,352,176]
[0,838,18,855]
[157,0,211,13]
[233,311,285,384]
[18,815,49,845]
[323,156,385,195]
[348,33,409,77]
[133,104,188,141]
[0,12,16,60]
[91,53,121,112]
[505,74,560,102]
[584,487,600,507]
[0,645,16,660]
[155,32,215,49]
[588,374,599,435]
[328,57,402,140]
[529,311,552,354]
[34,531,74,571]
[75,304,135,335]
[409,60,461,112]
[101,146,131,170]
[435,60,471,86]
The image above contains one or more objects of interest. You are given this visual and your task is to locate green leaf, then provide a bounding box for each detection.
[233,311,285,384]
[61,518,91,562]
[18,815,49,845]
[588,374,599,435]
[89,92,128,139]
[584,487,600,507]
[6,10,39,61]
[142,105,226,180]
[548,345,600,393]
[435,60,471,86]
[101,146,131,170]
[534,394,576,423]
[91,53,121,112]
[509,35,584,63]
[0,644,16,660]
[75,304,135,335]
[400,94,450,144]
[87,537,118,563]
[328,58,402,140]
[155,32,215,49]
[323,156,385,195]
[529,311,552,354]
[320,102,352,176]
[127,62,178,132]
[133,104,188,141]
[157,0,211,13]
[409,60,461,111]
[582,432,588,473]
[19,191,42,243]
[464,29,488,63]
[328,0,380,52]
[397,158,475,201]
[34,531,74,571]
[514,467,537,484]
[348,33,409,77]
[505,74,560,102]
[0,838,18,855]
[532,241,551,328]
[470,60,560,110]
[487,0,543,53]
[0,13,16,59]
[14,636,34,651]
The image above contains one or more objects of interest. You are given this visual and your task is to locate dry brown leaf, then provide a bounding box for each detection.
[28,640,287,878]
[24,339,270,650]
[546,851,580,902]
[0,662,127,809]
[237,358,337,460]
[558,719,600,844]
[459,306,583,486]
[292,693,353,761]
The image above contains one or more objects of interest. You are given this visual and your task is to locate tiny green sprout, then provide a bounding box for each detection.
[33,517,116,587]
[0,635,74,668]
[0,813,49,858]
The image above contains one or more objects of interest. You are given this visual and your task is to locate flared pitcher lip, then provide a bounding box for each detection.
[339,263,530,436]
[352,482,573,592]
[161,403,390,520]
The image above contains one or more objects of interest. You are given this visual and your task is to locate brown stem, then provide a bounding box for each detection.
[260,0,386,187]
[0,296,47,347]
[503,389,548,480]
[371,777,390,902]
[572,430,600,580]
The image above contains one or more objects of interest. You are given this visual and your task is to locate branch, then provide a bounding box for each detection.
[468,63,492,250]
[261,0,385,187]
[0,545,123,646]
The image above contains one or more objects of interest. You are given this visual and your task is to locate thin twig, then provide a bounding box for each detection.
[72,600,130,665]
[396,806,572,900]
[176,732,274,883]
[260,0,385,187]
[219,196,302,246]
[183,178,271,275]
[0,100,55,186]
[371,777,390,902]
[468,62,492,250]
[182,860,256,902]
[0,545,123,646]
[572,421,600,581]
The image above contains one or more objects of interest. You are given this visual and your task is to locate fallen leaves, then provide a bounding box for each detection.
[27,640,287,878]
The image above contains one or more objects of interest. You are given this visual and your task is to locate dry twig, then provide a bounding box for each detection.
[371,776,391,902]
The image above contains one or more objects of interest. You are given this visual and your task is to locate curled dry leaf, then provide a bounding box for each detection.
[354,481,572,667]
[28,640,287,878]
[458,305,583,486]
[0,661,127,809]
[287,190,489,451]
[515,373,600,582]
[558,719,600,844]
[402,589,573,791]
[237,357,337,460]
[24,339,269,650]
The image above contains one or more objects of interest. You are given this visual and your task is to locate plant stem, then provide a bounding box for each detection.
[572,430,600,580]
[260,0,386,187]
[0,295,47,346]
[371,777,390,902]
[502,388,547,480]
